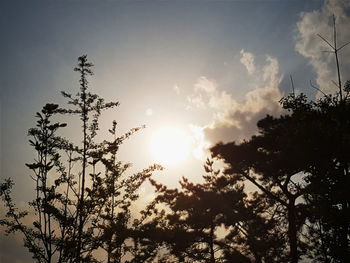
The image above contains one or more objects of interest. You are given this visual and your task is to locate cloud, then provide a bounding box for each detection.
[187,52,283,154]
[295,0,350,97]
[240,49,256,75]
[187,77,237,113]
[204,85,283,144]
[189,124,211,161]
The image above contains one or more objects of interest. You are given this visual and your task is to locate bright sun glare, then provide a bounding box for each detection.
[150,127,192,166]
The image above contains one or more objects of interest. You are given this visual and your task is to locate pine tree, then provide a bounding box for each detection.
[148,159,286,262]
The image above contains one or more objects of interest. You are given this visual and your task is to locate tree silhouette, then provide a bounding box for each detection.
[282,89,350,262]
[148,159,287,262]
[97,123,162,262]
[211,83,350,263]
[210,18,350,262]
[57,55,120,262]
[1,103,68,263]
[0,56,161,263]
[211,118,305,262]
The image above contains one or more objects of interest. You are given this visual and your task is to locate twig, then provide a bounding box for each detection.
[290,75,295,96]
[309,80,331,99]
[317,34,334,49]
[337,40,350,51]
[331,80,339,88]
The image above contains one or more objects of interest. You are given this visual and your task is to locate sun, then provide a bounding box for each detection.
[150,127,192,166]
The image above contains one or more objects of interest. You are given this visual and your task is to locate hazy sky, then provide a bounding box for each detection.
[1,0,350,262]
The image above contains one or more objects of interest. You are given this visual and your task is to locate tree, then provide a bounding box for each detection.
[210,81,350,263]
[97,123,162,262]
[0,55,160,263]
[210,18,350,261]
[1,103,69,263]
[57,55,120,262]
[282,88,350,262]
[211,115,307,262]
[148,159,287,262]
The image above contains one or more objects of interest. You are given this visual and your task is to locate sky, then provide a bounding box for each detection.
[1,0,350,262]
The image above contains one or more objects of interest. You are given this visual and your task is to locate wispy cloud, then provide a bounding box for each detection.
[240,49,256,75]
[295,0,350,97]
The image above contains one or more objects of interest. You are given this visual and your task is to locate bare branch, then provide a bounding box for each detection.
[337,40,350,51]
[317,34,335,49]
[332,80,340,88]
[241,171,288,207]
[290,75,295,96]
[333,15,337,49]
[309,80,331,98]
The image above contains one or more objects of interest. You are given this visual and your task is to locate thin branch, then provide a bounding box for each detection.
[337,40,350,51]
[332,80,340,88]
[333,15,337,49]
[309,80,331,99]
[290,75,295,96]
[332,15,342,100]
[268,204,281,223]
[241,171,288,207]
[317,34,334,49]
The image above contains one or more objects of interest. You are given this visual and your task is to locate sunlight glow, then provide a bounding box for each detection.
[150,127,192,166]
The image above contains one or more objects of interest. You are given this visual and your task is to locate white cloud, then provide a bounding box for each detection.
[263,56,280,88]
[189,124,211,161]
[295,0,350,98]
[240,49,256,75]
[204,84,283,144]
[187,52,284,154]
[190,76,237,113]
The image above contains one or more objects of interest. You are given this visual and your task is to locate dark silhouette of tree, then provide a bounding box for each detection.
[0,103,68,263]
[210,18,350,262]
[211,116,306,262]
[57,55,120,262]
[0,56,161,263]
[282,89,350,262]
[210,82,350,263]
[97,122,162,262]
[148,159,287,262]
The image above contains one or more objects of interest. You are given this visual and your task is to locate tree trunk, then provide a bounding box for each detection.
[339,200,349,262]
[209,223,215,263]
[287,203,298,263]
